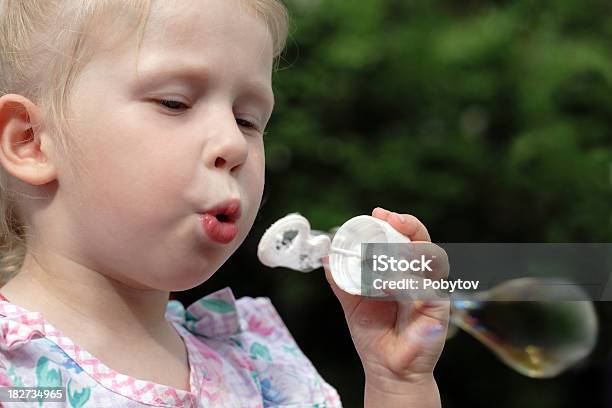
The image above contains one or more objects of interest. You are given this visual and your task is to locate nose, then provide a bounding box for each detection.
[205,108,249,173]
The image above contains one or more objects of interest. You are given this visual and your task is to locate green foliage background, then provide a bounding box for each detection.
[179,1,612,407]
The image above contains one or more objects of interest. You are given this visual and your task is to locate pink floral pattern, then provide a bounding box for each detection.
[0,287,342,407]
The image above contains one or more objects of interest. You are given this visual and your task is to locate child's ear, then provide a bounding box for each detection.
[0,94,57,186]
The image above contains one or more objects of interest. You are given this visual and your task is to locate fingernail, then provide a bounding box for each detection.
[393,212,406,224]
[421,323,445,339]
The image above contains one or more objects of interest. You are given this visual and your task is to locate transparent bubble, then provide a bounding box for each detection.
[450,278,599,378]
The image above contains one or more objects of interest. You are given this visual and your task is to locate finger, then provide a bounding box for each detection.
[408,241,450,281]
[380,273,447,307]
[381,281,450,342]
[372,241,448,283]
[405,298,451,347]
[371,207,431,242]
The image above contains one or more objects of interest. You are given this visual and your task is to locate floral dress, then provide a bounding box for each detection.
[0,288,342,407]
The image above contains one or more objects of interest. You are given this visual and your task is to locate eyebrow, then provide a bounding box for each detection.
[134,63,275,111]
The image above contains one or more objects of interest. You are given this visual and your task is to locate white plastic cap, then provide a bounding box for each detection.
[329,215,411,296]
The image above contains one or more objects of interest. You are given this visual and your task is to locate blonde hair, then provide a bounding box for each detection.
[0,0,289,285]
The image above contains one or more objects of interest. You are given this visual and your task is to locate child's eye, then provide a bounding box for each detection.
[236,118,260,132]
[157,99,190,111]
[153,100,261,132]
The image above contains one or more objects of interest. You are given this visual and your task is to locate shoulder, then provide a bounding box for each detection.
[0,307,91,399]
[0,300,48,352]
[167,287,343,407]
[0,300,97,389]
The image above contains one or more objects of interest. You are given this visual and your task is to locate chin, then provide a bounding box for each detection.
[163,255,229,292]
[156,218,254,292]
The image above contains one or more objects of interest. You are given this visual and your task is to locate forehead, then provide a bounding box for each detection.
[75,0,275,96]
[70,0,275,111]
[146,1,265,42]
[139,0,274,71]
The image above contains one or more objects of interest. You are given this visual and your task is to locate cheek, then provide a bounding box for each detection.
[65,83,192,214]
[69,114,193,223]
[245,142,265,200]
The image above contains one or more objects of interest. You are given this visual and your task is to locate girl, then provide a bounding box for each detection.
[0,0,449,406]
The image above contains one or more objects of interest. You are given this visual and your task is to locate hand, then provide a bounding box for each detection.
[323,207,450,399]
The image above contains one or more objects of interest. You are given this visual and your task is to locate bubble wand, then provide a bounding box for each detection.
[257,213,599,378]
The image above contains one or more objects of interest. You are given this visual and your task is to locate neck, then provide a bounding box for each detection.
[1,247,171,339]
